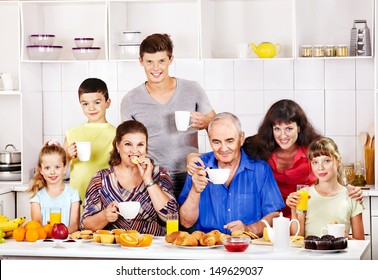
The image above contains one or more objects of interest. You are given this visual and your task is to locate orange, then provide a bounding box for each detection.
[25,229,39,242]
[43,223,53,238]
[24,220,42,231]
[37,227,47,240]
[12,226,26,242]
[137,234,153,247]
[119,233,138,247]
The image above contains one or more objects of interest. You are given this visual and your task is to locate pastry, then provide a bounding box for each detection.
[173,234,198,246]
[199,233,216,246]
[131,156,139,164]
[191,230,205,241]
[165,231,188,243]
[69,231,81,239]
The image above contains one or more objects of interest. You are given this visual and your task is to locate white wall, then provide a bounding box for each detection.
[38,58,374,165]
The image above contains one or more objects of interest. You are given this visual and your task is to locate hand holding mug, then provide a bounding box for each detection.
[192,169,209,193]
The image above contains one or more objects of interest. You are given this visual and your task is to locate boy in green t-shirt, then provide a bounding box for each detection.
[64,78,116,204]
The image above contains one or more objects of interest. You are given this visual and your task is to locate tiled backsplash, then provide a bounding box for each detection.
[38,58,374,164]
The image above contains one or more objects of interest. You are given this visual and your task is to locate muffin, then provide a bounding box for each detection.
[333,237,348,249]
[317,235,335,250]
[100,234,115,244]
[304,235,319,250]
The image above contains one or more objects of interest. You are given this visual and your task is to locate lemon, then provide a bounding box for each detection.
[263,227,270,242]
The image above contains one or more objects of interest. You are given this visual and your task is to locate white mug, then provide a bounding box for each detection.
[235,43,251,59]
[0,73,14,90]
[76,142,91,161]
[175,111,191,131]
[206,168,230,184]
[117,201,141,219]
[321,224,345,238]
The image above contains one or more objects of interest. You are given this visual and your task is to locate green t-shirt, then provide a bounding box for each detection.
[305,186,365,237]
[66,122,116,203]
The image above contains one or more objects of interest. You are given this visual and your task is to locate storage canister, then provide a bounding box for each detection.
[336,45,348,57]
[313,45,324,57]
[325,45,336,57]
[301,45,312,57]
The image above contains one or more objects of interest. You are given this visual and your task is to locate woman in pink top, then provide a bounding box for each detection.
[243,99,362,218]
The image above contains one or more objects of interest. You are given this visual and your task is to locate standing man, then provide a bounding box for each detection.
[178,112,285,235]
[121,33,215,198]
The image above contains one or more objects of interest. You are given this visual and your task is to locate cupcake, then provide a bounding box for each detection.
[333,237,348,249]
[304,235,320,250]
[317,235,335,250]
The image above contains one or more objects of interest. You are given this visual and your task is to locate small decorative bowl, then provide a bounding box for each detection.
[56,239,81,248]
[29,34,55,46]
[27,45,63,60]
[72,47,101,60]
[118,44,140,59]
[222,236,250,252]
[74,37,94,48]
[121,31,141,43]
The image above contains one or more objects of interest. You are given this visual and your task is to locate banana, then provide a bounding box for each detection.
[13,217,26,226]
[0,220,19,232]
[0,214,9,224]
[4,230,13,238]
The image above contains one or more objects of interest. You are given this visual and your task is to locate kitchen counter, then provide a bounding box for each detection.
[0,238,371,260]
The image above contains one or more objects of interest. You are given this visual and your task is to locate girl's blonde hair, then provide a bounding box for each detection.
[307,137,341,184]
[28,140,67,198]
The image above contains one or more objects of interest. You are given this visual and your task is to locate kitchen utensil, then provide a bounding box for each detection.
[251,42,281,58]
[369,124,375,148]
[29,34,55,46]
[72,47,100,60]
[0,170,21,181]
[0,163,21,172]
[74,37,94,48]
[262,212,300,252]
[27,45,63,60]
[349,20,371,56]
[0,144,21,164]
[358,131,369,147]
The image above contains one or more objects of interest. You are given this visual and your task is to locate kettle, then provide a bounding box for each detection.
[251,42,281,58]
[262,212,300,252]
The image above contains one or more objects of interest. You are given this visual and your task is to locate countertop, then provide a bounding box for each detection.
[0,238,371,260]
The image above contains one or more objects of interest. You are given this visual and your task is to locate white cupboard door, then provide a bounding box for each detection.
[0,192,16,220]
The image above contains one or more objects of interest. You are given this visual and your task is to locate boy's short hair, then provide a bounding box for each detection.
[139,33,173,59]
[78,78,109,101]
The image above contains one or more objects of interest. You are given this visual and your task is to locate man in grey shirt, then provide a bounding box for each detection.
[120,33,215,198]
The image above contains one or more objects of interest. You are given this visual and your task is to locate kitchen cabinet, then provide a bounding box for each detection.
[0,190,16,220]
[15,190,31,222]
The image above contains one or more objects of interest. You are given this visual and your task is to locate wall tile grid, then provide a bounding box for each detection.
[40,58,374,164]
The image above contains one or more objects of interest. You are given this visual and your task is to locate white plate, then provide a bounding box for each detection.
[100,243,121,247]
[56,239,81,248]
[303,248,347,253]
[121,245,150,250]
[172,244,223,249]
[76,238,93,243]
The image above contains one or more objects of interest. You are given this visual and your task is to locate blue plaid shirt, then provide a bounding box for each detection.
[178,149,285,234]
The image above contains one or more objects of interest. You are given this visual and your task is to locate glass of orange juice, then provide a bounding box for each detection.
[49,207,62,225]
[166,212,179,235]
[296,185,309,214]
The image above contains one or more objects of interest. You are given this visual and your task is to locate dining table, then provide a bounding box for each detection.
[0,237,371,260]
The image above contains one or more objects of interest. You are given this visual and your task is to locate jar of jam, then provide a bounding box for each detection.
[336,45,348,57]
[301,45,312,57]
[313,45,324,57]
[325,45,336,57]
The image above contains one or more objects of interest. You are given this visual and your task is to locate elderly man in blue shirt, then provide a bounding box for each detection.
[178,112,285,235]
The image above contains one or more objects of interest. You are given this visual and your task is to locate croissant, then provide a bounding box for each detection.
[191,230,205,241]
[209,229,224,245]
[199,233,216,246]
[173,234,198,246]
[165,231,188,243]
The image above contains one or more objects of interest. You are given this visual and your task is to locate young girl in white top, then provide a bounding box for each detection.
[28,140,80,233]
[286,137,365,239]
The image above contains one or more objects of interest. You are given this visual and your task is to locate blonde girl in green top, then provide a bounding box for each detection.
[64,78,116,203]
[286,137,364,239]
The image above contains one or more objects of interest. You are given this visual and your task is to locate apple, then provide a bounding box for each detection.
[52,223,68,239]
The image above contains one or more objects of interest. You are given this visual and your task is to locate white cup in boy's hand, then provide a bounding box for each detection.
[76,142,91,161]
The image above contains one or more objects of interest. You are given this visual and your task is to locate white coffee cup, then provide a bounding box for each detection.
[235,43,251,59]
[76,142,91,161]
[175,111,191,131]
[321,224,345,238]
[0,73,14,90]
[117,201,141,219]
[206,168,230,184]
